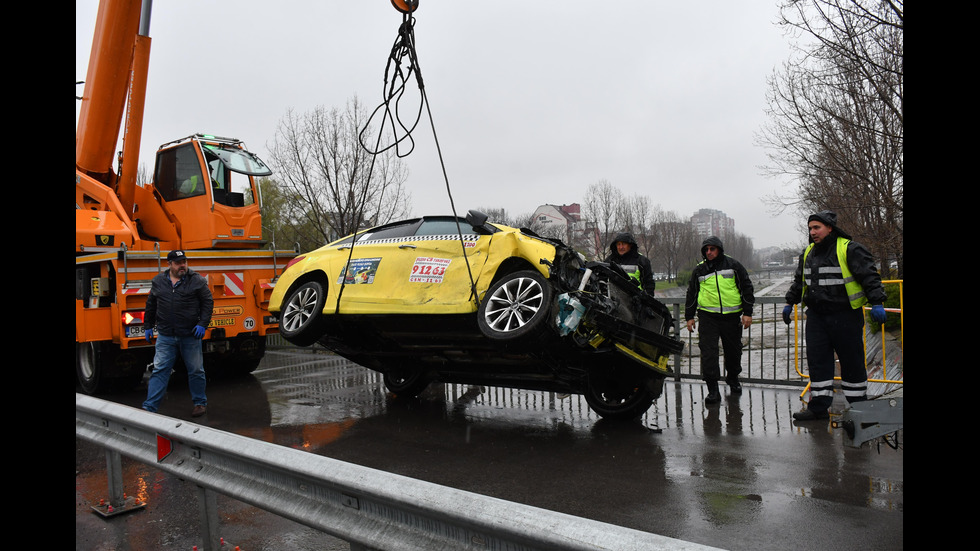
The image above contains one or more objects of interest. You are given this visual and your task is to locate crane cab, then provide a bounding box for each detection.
[149,134,272,250]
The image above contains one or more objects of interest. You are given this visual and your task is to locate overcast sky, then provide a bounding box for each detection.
[76,1,809,249]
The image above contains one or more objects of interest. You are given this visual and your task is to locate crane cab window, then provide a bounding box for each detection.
[204,148,249,207]
[202,143,271,208]
[154,144,205,201]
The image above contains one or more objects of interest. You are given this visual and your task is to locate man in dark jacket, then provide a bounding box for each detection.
[685,236,754,404]
[783,211,887,421]
[605,232,656,294]
[142,250,214,417]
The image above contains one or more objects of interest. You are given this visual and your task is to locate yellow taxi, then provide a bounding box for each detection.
[269,210,683,420]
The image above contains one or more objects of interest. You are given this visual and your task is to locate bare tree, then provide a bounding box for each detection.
[265,97,412,251]
[649,210,699,281]
[581,179,622,259]
[722,232,757,270]
[759,0,903,276]
[618,194,653,258]
[475,207,512,225]
[512,212,536,229]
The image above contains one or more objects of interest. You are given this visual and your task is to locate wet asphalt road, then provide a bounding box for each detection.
[76,349,903,551]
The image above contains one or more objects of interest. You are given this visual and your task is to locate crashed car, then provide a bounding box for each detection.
[269,210,684,420]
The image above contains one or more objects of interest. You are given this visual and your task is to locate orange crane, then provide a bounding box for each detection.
[75,0,296,393]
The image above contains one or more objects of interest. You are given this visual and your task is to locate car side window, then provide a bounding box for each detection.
[356,219,420,242]
[415,218,477,236]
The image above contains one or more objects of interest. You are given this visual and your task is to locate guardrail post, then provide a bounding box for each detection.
[106,449,124,507]
[197,485,221,551]
[90,447,147,517]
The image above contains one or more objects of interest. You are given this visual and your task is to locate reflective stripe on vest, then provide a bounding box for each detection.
[618,263,644,290]
[802,238,867,309]
[696,266,742,314]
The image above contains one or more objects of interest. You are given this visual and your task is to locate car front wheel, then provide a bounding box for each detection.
[280,280,328,346]
[477,270,553,342]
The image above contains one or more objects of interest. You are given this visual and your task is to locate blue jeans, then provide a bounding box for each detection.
[142,333,207,412]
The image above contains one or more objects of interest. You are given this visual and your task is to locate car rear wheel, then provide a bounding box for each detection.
[280,280,328,347]
[584,374,662,420]
[477,270,553,341]
[383,368,430,398]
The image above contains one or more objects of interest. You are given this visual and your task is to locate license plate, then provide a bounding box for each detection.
[126,325,145,338]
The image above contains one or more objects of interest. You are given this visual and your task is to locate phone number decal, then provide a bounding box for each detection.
[410,257,451,283]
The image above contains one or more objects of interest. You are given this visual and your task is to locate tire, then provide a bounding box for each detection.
[76,342,103,394]
[383,367,430,398]
[584,373,662,420]
[234,336,266,374]
[208,337,266,376]
[477,270,553,341]
[279,280,328,346]
[76,342,149,394]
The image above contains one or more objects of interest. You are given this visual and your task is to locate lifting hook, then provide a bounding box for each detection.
[391,0,419,14]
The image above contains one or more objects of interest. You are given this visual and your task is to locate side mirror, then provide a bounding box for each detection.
[465,209,488,227]
[466,209,497,235]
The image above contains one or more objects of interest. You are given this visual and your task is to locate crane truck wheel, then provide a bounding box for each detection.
[76,342,103,395]
[76,342,150,394]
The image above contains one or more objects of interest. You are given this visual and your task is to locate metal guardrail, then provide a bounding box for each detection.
[663,293,902,388]
[660,296,809,386]
[266,301,804,383]
[268,291,903,391]
[266,298,807,386]
[76,393,723,551]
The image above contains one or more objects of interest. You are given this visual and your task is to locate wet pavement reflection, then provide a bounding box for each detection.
[76,350,903,551]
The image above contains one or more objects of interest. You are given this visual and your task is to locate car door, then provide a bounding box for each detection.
[327,218,419,313]
[335,216,491,314]
[397,216,492,313]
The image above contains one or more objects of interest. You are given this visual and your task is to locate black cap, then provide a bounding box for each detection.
[808,210,837,227]
[807,210,852,240]
[167,250,188,263]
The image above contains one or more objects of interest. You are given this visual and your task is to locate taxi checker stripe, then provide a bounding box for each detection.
[223,273,245,296]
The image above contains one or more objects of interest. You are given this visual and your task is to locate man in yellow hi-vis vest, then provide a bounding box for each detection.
[605,232,656,294]
[685,236,755,404]
[783,211,887,422]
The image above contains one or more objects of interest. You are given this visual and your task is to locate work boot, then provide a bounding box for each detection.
[727,377,742,394]
[705,381,721,404]
[192,405,207,417]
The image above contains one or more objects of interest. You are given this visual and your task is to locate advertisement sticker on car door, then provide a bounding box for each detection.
[338,258,381,284]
